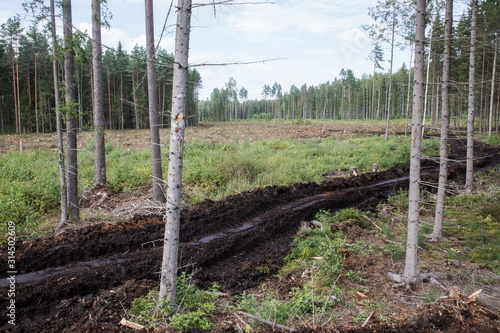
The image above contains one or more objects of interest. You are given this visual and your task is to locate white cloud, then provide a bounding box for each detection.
[77,22,174,54]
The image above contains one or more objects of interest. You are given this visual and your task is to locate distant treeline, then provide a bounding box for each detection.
[199,3,499,134]
[0,18,202,134]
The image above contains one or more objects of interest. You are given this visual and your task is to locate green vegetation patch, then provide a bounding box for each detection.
[129,273,220,330]
[1,125,434,241]
[446,192,500,271]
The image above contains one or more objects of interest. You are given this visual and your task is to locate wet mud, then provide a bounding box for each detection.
[0,138,498,332]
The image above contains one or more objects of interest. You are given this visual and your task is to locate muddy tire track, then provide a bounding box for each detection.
[0,138,498,332]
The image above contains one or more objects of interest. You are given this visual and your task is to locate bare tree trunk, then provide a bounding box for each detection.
[11,52,18,134]
[121,73,124,130]
[16,55,21,133]
[348,81,352,121]
[488,33,498,137]
[404,0,426,286]
[159,0,192,306]
[35,54,39,133]
[497,76,500,133]
[432,0,452,241]
[53,0,68,231]
[385,14,395,141]
[107,64,112,130]
[132,70,139,129]
[92,0,106,186]
[63,0,79,222]
[372,66,376,122]
[377,87,381,118]
[422,18,434,137]
[466,0,478,191]
[145,0,165,203]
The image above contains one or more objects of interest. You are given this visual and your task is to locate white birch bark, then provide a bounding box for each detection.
[431,0,452,241]
[158,0,192,305]
[404,0,426,286]
[466,0,478,191]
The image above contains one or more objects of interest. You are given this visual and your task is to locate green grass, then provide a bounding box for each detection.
[446,191,500,271]
[379,173,500,272]
[128,273,220,330]
[183,135,411,200]
[0,129,415,241]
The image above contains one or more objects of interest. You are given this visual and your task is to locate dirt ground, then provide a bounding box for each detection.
[0,138,499,332]
[0,121,407,154]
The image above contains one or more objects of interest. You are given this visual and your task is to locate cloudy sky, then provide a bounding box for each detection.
[1,0,410,100]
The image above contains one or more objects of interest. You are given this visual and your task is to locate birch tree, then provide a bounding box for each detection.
[63,0,79,221]
[404,0,426,286]
[431,0,452,241]
[145,0,165,203]
[466,0,478,192]
[158,0,192,305]
[92,0,106,186]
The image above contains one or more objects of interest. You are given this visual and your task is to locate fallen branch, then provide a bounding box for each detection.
[361,311,374,328]
[361,214,382,231]
[238,311,295,332]
[468,289,482,303]
[119,318,145,330]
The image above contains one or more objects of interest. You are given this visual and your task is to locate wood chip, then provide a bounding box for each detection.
[357,292,368,298]
[468,289,482,302]
[119,318,145,330]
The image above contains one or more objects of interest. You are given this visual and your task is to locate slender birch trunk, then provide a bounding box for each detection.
[432,0,452,241]
[145,0,165,203]
[404,0,426,286]
[466,0,478,191]
[159,0,192,305]
[92,0,106,186]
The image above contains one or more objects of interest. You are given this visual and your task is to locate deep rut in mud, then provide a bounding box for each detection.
[1,138,498,332]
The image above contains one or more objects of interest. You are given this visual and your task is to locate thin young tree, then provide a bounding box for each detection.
[488,33,498,137]
[158,0,192,305]
[431,0,452,241]
[369,42,384,122]
[0,17,23,134]
[145,0,165,203]
[404,0,426,286]
[63,0,79,221]
[466,0,478,191]
[367,0,414,140]
[92,0,106,186]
